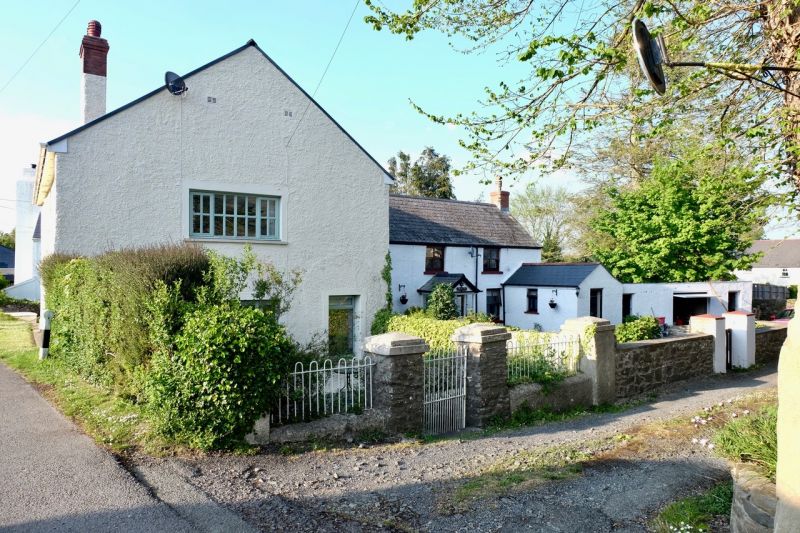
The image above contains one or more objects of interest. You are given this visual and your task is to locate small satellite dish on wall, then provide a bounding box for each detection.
[632,19,666,95]
[165,71,188,95]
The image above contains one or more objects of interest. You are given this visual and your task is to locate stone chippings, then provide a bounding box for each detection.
[615,335,714,399]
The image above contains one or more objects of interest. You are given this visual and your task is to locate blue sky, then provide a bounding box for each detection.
[0,1,793,238]
[0,0,586,233]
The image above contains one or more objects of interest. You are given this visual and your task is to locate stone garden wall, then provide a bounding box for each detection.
[755,325,787,365]
[615,334,715,399]
[509,374,593,413]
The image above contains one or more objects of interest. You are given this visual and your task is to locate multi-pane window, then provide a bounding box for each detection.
[191,191,279,240]
[486,288,502,319]
[329,296,356,356]
[782,268,789,278]
[425,245,445,273]
[526,289,538,313]
[483,247,500,272]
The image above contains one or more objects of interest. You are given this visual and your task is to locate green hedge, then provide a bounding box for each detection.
[615,315,660,343]
[41,245,209,393]
[387,312,491,353]
[40,244,300,450]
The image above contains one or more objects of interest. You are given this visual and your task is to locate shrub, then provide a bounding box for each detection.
[715,405,777,481]
[41,244,209,393]
[789,285,798,299]
[427,284,457,320]
[386,312,493,353]
[371,307,394,335]
[615,315,660,343]
[145,303,294,450]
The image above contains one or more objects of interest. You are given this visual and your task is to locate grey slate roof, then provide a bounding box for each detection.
[417,272,480,294]
[503,263,601,287]
[747,239,800,268]
[389,194,539,248]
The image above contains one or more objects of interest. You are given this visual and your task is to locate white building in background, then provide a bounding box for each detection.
[502,263,623,331]
[29,21,391,353]
[735,239,800,287]
[621,281,753,326]
[4,165,42,301]
[389,180,541,319]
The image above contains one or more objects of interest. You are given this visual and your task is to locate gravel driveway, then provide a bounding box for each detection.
[153,365,777,532]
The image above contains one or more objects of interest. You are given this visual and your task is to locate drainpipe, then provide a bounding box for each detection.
[474,247,479,313]
[501,284,506,325]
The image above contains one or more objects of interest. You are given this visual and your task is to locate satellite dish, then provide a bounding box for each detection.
[632,19,666,95]
[164,71,188,95]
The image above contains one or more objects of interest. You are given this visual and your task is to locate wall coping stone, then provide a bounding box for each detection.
[452,324,511,344]
[616,332,712,349]
[363,333,429,356]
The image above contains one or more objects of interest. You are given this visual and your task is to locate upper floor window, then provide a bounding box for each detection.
[782,268,789,278]
[483,247,500,272]
[425,245,444,273]
[191,191,279,240]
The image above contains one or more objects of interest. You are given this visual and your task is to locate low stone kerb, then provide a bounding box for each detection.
[451,323,511,344]
[363,332,429,356]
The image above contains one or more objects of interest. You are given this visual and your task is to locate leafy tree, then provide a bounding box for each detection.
[364,1,800,198]
[388,147,455,198]
[510,183,572,262]
[427,284,458,319]
[0,229,15,250]
[588,149,768,282]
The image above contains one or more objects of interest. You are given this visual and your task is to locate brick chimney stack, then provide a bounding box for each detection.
[79,20,109,124]
[489,176,510,212]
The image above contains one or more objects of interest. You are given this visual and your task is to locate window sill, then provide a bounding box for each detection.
[185,237,288,245]
[482,270,503,275]
[525,311,539,315]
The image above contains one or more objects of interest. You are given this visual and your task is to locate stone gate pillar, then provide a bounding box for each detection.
[452,324,511,427]
[363,332,428,435]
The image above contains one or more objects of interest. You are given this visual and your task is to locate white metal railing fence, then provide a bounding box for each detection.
[507,334,581,385]
[423,346,467,435]
[272,356,375,425]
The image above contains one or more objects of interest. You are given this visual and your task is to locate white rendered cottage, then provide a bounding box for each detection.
[31,22,392,351]
[502,263,623,331]
[389,182,541,318]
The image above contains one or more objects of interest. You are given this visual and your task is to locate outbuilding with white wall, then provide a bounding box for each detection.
[502,263,623,331]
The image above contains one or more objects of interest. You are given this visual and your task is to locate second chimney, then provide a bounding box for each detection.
[489,176,510,213]
[79,20,109,124]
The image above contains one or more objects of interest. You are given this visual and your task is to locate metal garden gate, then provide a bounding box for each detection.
[423,346,467,435]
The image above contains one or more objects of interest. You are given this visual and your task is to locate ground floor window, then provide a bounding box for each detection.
[486,288,502,319]
[329,296,357,356]
[527,289,538,314]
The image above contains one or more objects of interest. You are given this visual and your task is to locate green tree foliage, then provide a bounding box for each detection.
[0,229,15,250]
[426,283,458,319]
[388,147,455,198]
[510,183,572,262]
[364,1,800,200]
[588,152,767,283]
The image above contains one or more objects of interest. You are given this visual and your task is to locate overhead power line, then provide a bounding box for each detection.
[286,0,360,147]
[0,0,81,96]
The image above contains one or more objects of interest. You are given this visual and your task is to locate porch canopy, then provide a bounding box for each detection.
[418,272,481,295]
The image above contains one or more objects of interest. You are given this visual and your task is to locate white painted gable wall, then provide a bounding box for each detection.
[39,45,389,346]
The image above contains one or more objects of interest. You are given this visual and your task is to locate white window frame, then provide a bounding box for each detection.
[189,190,281,241]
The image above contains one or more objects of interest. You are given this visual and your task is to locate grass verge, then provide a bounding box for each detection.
[651,480,733,532]
[0,313,173,454]
[715,405,777,482]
